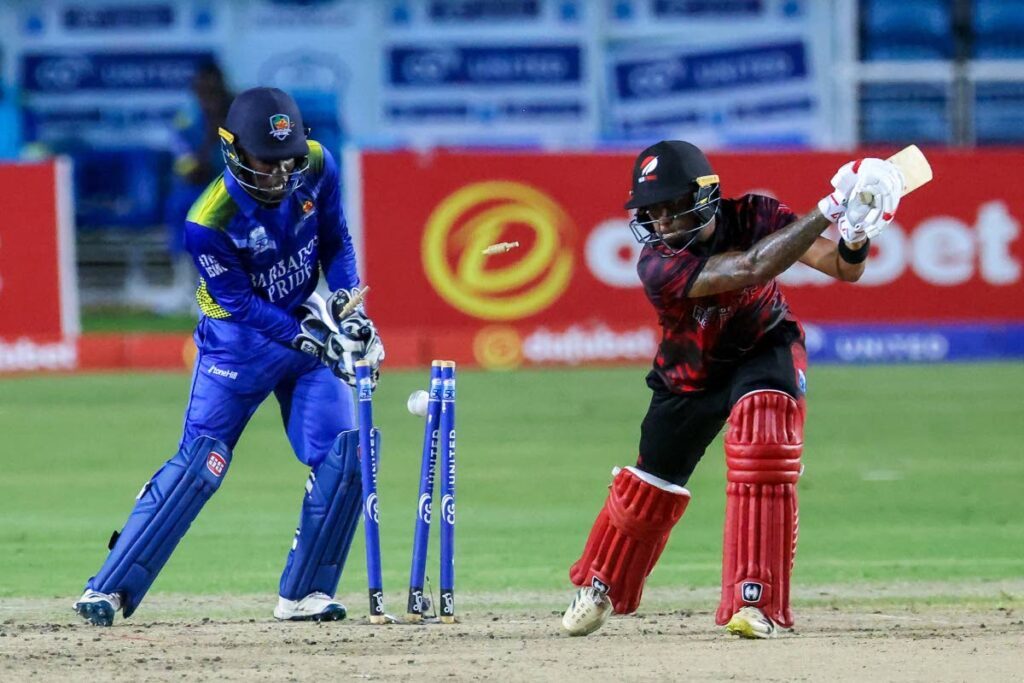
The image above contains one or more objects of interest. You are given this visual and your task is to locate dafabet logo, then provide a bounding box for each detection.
[421,181,575,321]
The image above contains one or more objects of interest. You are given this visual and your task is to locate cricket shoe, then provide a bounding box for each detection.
[725,606,777,639]
[562,586,612,636]
[73,590,122,627]
[274,592,347,622]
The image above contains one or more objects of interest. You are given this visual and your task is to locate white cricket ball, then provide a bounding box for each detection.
[407,390,429,417]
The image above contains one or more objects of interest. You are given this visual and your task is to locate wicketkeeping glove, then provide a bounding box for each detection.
[292,305,346,367]
[329,287,386,384]
[291,293,364,386]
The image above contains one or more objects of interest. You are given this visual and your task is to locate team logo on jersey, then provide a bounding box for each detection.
[302,200,314,214]
[269,114,293,140]
[637,155,658,183]
[248,225,277,255]
[741,581,763,603]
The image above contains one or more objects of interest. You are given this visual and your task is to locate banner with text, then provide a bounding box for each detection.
[358,148,1024,368]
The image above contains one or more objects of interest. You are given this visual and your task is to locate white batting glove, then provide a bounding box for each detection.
[820,158,905,226]
[838,171,902,241]
[817,189,847,223]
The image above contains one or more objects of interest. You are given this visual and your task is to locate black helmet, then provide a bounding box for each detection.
[625,140,720,254]
[218,87,310,204]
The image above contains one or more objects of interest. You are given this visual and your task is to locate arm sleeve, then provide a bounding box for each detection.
[747,194,799,239]
[637,248,706,302]
[185,221,301,343]
[316,149,360,291]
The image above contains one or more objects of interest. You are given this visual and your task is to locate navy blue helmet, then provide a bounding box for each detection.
[218,87,310,204]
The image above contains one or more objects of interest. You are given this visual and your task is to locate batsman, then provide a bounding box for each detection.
[562,141,904,638]
[73,87,384,626]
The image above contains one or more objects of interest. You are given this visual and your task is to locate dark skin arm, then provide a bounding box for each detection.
[798,236,867,282]
[688,209,833,297]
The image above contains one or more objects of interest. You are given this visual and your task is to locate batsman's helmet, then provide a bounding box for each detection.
[218,87,310,204]
[625,140,720,254]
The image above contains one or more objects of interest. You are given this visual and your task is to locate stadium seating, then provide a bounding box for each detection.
[73,148,171,230]
[974,82,1024,144]
[972,0,1024,59]
[862,0,954,61]
[860,84,952,144]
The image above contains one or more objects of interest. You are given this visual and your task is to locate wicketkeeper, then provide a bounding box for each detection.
[562,141,903,638]
[74,87,384,626]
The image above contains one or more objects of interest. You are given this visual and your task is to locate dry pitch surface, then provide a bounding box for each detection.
[3,586,1023,682]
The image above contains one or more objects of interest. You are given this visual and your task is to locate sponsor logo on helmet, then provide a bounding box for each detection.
[206,452,227,477]
[741,581,763,603]
[798,368,807,395]
[268,114,293,140]
[638,155,658,183]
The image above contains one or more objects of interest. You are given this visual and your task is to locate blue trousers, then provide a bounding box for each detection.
[184,317,354,463]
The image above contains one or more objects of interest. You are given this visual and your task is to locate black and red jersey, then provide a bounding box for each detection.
[637,194,800,393]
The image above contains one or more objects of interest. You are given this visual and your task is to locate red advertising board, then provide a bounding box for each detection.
[0,158,78,340]
[359,149,1024,368]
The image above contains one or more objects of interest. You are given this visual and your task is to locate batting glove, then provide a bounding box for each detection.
[838,163,903,242]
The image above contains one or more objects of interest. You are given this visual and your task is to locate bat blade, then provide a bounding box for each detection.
[888,144,933,196]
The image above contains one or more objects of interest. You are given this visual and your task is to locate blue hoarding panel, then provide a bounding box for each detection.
[805,323,1024,363]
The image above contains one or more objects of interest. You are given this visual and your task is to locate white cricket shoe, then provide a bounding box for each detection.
[73,589,122,627]
[562,586,612,636]
[274,592,347,622]
[726,606,777,639]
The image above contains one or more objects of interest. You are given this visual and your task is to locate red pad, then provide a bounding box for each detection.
[569,467,690,615]
[716,390,803,628]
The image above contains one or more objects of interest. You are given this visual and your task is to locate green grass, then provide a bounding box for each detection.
[81,308,195,333]
[1,364,1022,603]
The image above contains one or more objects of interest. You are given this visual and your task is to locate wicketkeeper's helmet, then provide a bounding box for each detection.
[218,87,310,204]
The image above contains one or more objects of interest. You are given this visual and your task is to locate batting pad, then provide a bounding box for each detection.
[278,429,364,601]
[717,390,803,628]
[88,436,232,617]
[569,466,690,615]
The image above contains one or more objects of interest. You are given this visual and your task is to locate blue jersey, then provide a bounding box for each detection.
[184,141,359,344]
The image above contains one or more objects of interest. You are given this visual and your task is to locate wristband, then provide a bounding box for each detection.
[838,238,870,264]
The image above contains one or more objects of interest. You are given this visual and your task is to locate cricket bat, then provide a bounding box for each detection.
[858,144,933,203]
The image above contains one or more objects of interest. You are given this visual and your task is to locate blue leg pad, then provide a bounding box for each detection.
[279,429,363,600]
[87,436,232,618]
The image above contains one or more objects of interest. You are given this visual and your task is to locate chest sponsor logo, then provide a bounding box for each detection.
[248,226,277,255]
